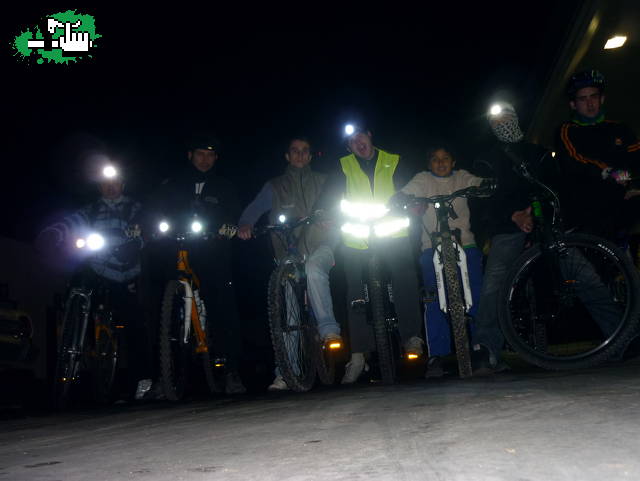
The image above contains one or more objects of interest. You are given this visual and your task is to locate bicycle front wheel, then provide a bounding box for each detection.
[53,291,88,409]
[90,314,118,405]
[159,280,191,401]
[499,233,640,370]
[368,255,396,385]
[441,242,472,378]
[268,264,316,392]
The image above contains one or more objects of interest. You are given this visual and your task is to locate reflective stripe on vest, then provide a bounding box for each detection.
[339,149,408,249]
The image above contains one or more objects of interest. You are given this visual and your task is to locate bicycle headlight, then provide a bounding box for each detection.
[278,214,287,224]
[340,199,389,221]
[158,221,170,233]
[191,220,203,233]
[75,238,86,249]
[86,233,105,251]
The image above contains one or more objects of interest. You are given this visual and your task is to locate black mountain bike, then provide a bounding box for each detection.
[260,212,341,392]
[497,150,640,370]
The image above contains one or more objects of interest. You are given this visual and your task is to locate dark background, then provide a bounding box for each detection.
[1,4,583,379]
[2,3,581,240]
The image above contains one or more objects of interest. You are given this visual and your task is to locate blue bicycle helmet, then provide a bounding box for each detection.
[566,69,605,98]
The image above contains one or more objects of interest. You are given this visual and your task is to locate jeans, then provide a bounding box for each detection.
[342,236,423,353]
[420,246,483,358]
[305,245,341,339]
[474,233,527,359]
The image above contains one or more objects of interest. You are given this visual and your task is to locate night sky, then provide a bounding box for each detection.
[2,3,581,241]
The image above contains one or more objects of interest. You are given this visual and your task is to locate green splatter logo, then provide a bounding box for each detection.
[13,10,100,64]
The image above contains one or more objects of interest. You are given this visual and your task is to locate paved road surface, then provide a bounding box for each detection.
[2,359,640,481]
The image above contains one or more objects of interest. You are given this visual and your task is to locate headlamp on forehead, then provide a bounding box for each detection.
[102,165,118,179]
[488,102,515,118]
[344,124,356,136]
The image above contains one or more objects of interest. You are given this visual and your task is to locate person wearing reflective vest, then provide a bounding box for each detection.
[322,126,425,383]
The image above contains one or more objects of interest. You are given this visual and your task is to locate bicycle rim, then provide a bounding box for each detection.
[369,256,396,385]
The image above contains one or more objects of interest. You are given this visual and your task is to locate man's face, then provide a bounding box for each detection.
[99,180,124,200]
[347,131,374,160]
[285,139,312,168]
[189,148,218,172]
[429,149,455,177]
[570,87,604,119]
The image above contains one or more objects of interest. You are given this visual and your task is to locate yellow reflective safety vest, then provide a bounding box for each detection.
[340,149,408,249]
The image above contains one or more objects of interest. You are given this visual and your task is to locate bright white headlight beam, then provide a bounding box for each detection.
[75,238,86,249]
[191,221,203,233]
[278,214,286,223]
[86,233,105,251]
[344,124,355,136]
[159,221,170,233]
[489,104,502,116]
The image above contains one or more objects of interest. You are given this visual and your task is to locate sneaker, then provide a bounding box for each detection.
[142,381,166,401]
[134,378,152,400]
[404,336,425,357]
[471,344,495,376]
[267,375,289,391]
[341,352,369,384]
[225,371,247,395]
[424,356,445,379]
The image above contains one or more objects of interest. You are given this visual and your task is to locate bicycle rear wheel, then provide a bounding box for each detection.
[268,264,316,392]
[368,256,397,385]
[159,280,191,401]
[499,233,640,370]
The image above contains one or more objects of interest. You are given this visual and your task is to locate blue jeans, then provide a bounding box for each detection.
[420,246,483,357]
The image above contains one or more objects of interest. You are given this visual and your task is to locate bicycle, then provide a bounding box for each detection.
[53,232,123,409]
[155,216,232,401]
[497,149,640,370]
[340,199,421,384]
[253,212,341,392]
[397,182,496,378]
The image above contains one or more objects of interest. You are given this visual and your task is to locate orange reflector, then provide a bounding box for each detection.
[328,342,342,349]
[407,353,419,360]
[215,363,224,367]
[115,325,125,329]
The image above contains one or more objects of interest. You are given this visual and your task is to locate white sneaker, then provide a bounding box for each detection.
[134,378,152,400]
[341,353,369,384]
[267,375,289,391]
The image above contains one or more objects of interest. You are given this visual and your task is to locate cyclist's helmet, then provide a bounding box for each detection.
[566,69,605,99]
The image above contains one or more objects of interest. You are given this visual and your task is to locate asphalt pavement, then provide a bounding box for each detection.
[2,358,640,481]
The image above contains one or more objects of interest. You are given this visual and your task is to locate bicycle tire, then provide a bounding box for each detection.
[441,242,472,378]
[159,280,191,401]
[268,263,315,392]
[368,255,396,385]
[53,292,87,409]
[499,233,640,370]
[200,295,224,395]
[90,312,118,405]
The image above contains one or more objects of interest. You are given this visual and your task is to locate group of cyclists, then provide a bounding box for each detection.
[37,69,640,400]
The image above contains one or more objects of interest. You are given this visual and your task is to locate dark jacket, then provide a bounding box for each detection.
[555,119,640,233]
[149,166,241,236]
[473,142,547,238]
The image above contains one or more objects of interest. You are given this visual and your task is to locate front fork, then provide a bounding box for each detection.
[178,280,208,353]
[63,288,92,380]
[432,241,473,313]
